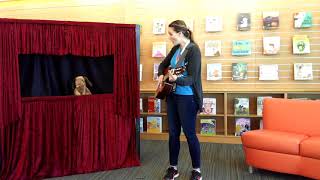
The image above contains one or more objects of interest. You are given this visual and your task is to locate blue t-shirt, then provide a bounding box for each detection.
[170,48,193,95]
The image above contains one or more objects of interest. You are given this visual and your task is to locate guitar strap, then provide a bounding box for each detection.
[176,48,189,67]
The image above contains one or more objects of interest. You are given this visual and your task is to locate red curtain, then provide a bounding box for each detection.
[0,19,140,179]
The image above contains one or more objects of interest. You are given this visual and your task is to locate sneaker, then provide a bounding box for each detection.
[190,170,202,180]
[163,167,179,180]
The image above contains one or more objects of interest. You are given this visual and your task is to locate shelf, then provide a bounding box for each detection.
[227,114,262,118]
[140,112,167,116]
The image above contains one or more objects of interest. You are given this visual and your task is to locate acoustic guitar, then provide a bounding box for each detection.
[155,66,186,99]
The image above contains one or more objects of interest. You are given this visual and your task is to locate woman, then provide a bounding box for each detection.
[158,20,203,180]
[73,75,92,95]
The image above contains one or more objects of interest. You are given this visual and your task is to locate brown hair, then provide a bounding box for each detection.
[169,20,195,43]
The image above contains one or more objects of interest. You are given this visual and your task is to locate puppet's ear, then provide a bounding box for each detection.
[84,76,92,87]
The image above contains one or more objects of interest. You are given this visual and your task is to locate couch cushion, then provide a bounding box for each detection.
[242,130,308,155]
[300,136,320,160]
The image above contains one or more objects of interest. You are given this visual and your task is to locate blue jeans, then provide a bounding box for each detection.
[166,94,201,168]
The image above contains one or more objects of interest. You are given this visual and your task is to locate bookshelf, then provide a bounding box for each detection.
[140,90,320,144]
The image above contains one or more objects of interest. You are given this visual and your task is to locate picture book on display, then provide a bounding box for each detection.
[259,64,279,80]
[205,16,223,32]
[257,96,272,116]
[152,42,166,58]
[294,63,313,80]
[201,98,217,115]
[153,63,159,81]
[205,40,221,57]
[148,96,161,113]
[232,40,251,56]
[153,19,166,35]
[263,11,279,29]
[293,35,310,54]
[200,119,216,136]
[140,118,144,132]
[294,12,312,28]
[235,118,250,136]
[232,63,248,81]
[207,63,222,81]
[237,13,251,31]
[234,98,249,115]
[147,116,162,133]
[263,36,280,55]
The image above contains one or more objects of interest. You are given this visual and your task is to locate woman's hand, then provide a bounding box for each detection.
[158,75,164,88]
[168,69,177,82]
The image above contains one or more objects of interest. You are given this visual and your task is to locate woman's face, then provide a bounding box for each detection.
[75,76,85,88]
[168,27,181,46]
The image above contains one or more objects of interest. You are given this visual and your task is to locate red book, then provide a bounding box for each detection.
[148,96,155,112]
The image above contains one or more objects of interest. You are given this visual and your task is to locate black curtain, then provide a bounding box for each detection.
[19,54,114,97]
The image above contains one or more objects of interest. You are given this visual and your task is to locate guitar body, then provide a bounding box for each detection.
[155,66,186,100]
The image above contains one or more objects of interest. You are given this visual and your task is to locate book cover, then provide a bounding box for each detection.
[263,11,279,29]
[232,40,251,56]
[140,117,144,132]
[153,19,166,34]
[201,98,217,115]
[294,12,312,28]
[232,63,248,80]
[153,63,159,81]
[257,96,272,116]
[235,118,250,136]
[205,40,221,57]
[148,96,155,112]
[207,63,222,81]
[200,119,216,136]
[259,64,279,80]
[152,42,166,58]
[206,16,223,32]
[234,98,249,115]
[155,98,161,113]
[293,35,310,54]
[263,36,280,55]
[139,64,143,81]
[294,63,313,80]
[237,13,251,31]
[147,116,162,133]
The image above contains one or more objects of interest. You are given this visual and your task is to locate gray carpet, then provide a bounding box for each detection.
[47,140,310,180]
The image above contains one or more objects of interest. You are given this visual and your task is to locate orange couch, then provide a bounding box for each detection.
[241,98,320,179]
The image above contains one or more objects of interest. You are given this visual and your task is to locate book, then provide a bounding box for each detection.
[259,64,279,80]
[234,98,249,115]
[153,19,166,34]
[200,119,216,136]
[139,64,143,81]
[148,96,161,113]
[259,119,263,129]
[152,42,166,58]
[205,16,223,32]
[293,35,310,54]
[235,118,250,136]
[140,98,143,112]
[153,63,159,81]
[263,36,280,55]
[147,116,162,133]
[294,63,313,80]
[232,40,251,56]
[237,13,251,31]
[140,118,144,132]
[232,63,248,80]
[263,12,279,29]
[207,63,222,80]
[205,40,221,57]
[257,96,272,116]
[201,98,217,115]
[294,12,312,28]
